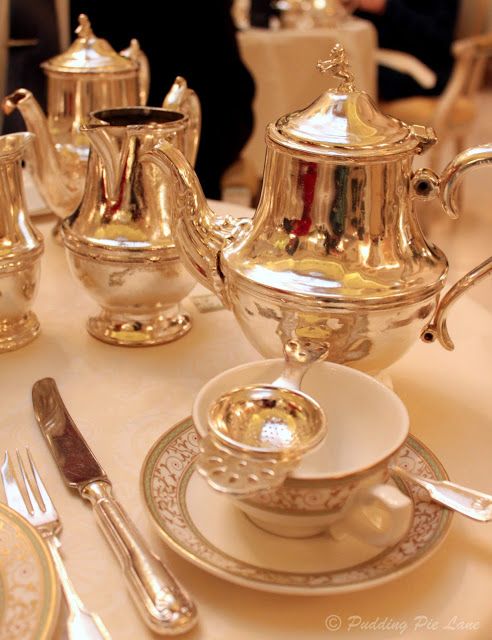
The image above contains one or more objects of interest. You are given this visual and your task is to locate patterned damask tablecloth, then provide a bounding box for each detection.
[0,206,491,639]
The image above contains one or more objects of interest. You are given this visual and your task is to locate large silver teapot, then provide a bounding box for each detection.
[145,44,491,373]
[1,14,200,220]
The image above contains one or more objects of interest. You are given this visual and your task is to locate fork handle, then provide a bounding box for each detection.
[45,536,111,639]
[82,480,197,635]
[390,465,492,522]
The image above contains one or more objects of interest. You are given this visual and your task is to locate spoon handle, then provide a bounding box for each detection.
[390,465,492,522]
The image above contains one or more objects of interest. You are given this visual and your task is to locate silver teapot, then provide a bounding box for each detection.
[145,44,491,373]
[1,14,200,220]
[61,107,198,346]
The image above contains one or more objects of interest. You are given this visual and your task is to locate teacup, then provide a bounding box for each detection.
[193,359,413,547]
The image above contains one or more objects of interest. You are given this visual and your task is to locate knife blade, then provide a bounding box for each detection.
[32,377,197,636]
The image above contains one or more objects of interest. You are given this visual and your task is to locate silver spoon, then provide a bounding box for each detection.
[196,340,328,496]
[390,465,492,522]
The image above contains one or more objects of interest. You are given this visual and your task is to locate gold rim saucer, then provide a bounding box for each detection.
[141,417,453,595]
[0,502,60,639]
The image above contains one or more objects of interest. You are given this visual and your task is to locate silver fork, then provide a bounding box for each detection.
[1,450,111,639]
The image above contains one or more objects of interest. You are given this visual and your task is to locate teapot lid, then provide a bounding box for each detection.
[271,44,432,158]
[41,14,138,75]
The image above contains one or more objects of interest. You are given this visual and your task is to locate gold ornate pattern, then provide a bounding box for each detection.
[142,418,453,594]
[0,503,59,640]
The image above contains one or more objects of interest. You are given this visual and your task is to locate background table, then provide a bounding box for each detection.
[1,203,491,639]
[237,18,377,176]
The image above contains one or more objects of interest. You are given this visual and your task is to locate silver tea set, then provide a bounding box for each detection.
[1,35,491,363]
[1,14,201,349]
[1,24,491,613]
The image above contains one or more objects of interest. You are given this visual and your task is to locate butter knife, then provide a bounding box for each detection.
[32,377,197,635]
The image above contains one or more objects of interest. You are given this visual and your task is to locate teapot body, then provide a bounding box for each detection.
[221,141,448,372]
[45,70,140,160]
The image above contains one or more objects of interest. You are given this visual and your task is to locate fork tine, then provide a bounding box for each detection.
[26,448,52,513]
[0,451,31,518]
[16,449,39,513]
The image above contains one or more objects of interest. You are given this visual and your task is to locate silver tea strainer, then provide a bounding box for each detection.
[196,340,328,496]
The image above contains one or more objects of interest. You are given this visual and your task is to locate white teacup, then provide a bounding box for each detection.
[193,359,413,547]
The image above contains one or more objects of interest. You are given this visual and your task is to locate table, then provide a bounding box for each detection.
[237,19,377,176]
[1,206,491,639]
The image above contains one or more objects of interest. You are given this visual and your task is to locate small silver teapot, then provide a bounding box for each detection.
[144,44,491,373]
[61,107,198,346]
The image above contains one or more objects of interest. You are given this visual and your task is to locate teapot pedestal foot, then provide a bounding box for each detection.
[0,312,40,353]
[86,307,192,347]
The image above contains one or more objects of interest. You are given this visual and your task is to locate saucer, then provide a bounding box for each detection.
[0,503,60,639]
[141,418,453,595]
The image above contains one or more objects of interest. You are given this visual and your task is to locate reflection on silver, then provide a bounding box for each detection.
[0,133,43,352]
[62,107,199,346]
[144,44,492,373]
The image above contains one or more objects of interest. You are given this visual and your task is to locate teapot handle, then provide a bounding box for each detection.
[119,39,150,106]
[420,144,492,350]
[162,77,201,167]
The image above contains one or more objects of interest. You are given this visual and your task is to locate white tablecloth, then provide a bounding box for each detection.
[238,19,377,176]
[1,207,491,639]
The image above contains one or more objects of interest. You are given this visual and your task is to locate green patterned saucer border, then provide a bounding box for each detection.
[0,502,60,640]
[141,417,453,595]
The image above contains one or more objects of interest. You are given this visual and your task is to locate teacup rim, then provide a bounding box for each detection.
[193,358,409,481]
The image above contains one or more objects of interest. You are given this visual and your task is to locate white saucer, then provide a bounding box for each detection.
[141,418,453,595]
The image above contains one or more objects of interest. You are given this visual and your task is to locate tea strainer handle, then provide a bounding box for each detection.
[196,435,294,497]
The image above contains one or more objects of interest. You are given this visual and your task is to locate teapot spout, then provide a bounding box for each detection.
[143,140,250,304]
[1,89,85,217]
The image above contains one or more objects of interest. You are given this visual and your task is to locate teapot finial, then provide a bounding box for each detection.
[75,14,94,40]
[317,43,355,92]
